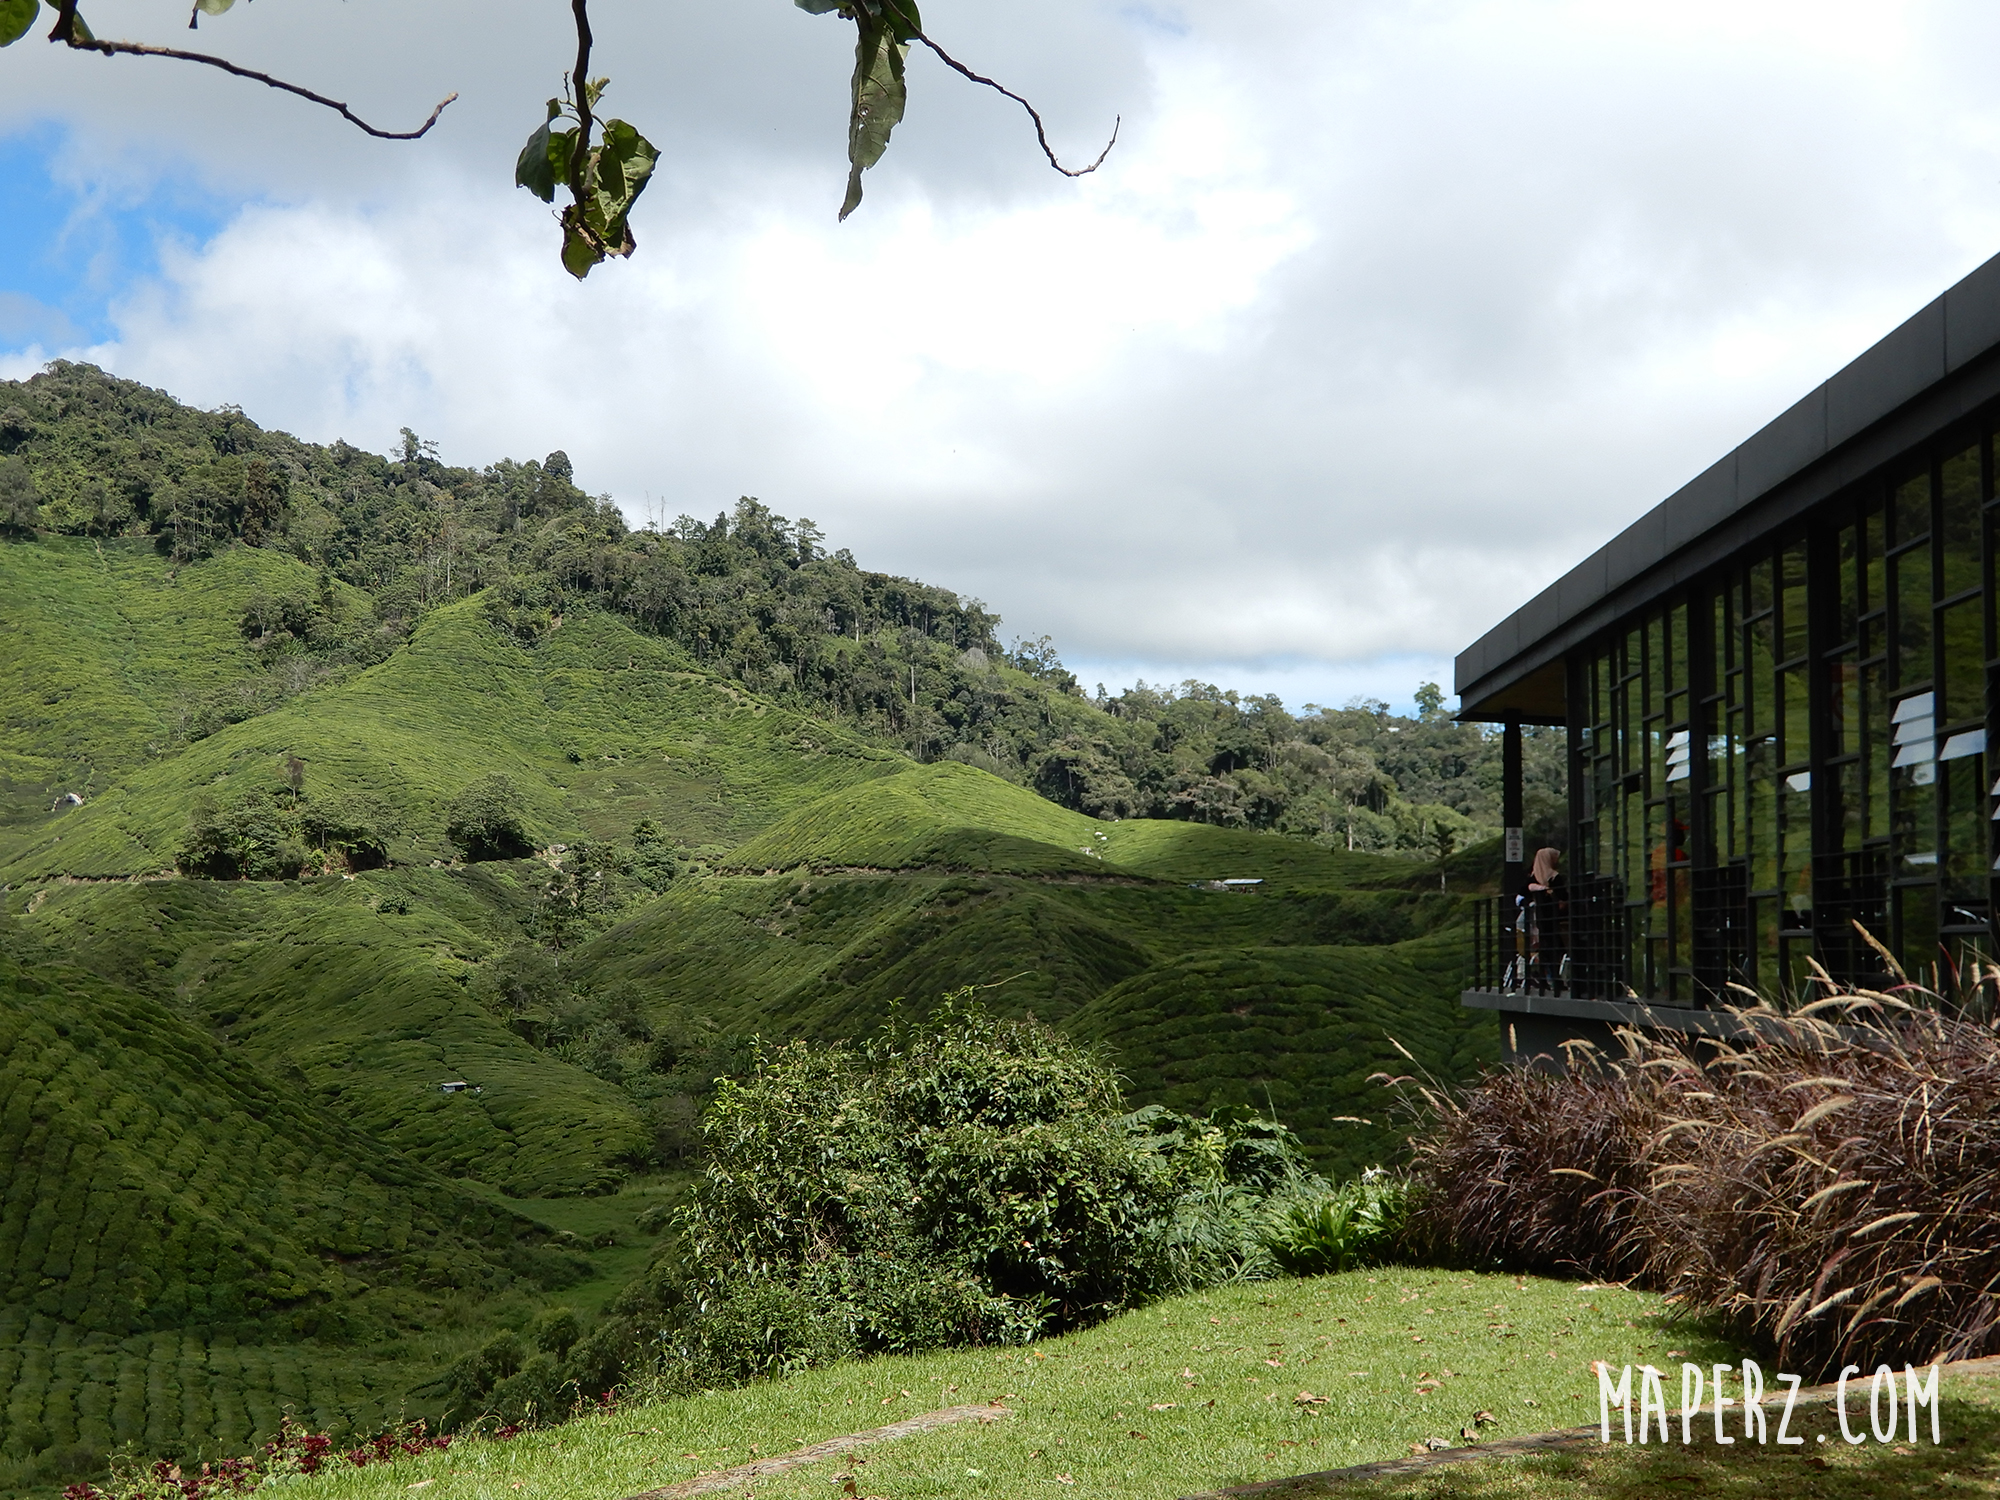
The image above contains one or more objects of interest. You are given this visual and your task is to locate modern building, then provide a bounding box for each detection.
[1456,252,2000,1059]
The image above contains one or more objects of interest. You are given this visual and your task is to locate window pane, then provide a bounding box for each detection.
[1749,555,1774,617]
[1942,444,1981,598]
[1898,884,1938,982]
[1781,664,1809,765]
[1865,509,1886,614]
[1828,654,1859,759]
[1780,543,1809,661]
[1895,470,1931,547]
[1897,544,1933,687]
[1944,752,1987,904]
[1940,595,1983,726]
[1837,524,1860,644]
[1748,615,1775,736]
[1646,617,1665,718]
[1865,661,1889,840]
[1748,737,1777,892]
[1836,758,1863,851]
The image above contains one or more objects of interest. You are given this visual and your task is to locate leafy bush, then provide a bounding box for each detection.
[635,1000,1312,1391]
[302,792,391,871]
[0,454,40,537]
[1262,1172,1410,1275]
[445,774,534,861]
[1407,997,2000,1376]
[175,791,306,880]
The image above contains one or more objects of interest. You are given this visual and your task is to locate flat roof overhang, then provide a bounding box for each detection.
[1456,251,2000,725]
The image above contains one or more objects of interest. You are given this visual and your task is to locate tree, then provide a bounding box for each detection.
[444,774,535,861]
[0,455,38,537]
[3,0,1116,279]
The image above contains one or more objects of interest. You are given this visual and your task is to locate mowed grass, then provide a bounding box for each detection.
[1277,1368,2000,1499]
[267,1273,1728,1500]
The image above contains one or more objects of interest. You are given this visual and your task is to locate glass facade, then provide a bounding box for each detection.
[1570,430,1998,1001]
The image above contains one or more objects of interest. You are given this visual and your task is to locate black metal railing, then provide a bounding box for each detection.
[1469,876,1628,1000]
[1813,848,1892,992]
[1691,863,1750,1002]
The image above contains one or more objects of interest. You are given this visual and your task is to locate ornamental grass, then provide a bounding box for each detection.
[1406,969,2000,1377]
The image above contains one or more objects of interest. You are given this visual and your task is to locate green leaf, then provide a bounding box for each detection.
[516,124,556,201]
[0,0,40,48]
[839,16,908,221]
[866,0,922,44]
[67,6,89,41]
[515,100,565,203]
[793,0,842,12]
[195,0,235,14]
[559,116,658,280]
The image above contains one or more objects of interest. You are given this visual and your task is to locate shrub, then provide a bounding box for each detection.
[302,793,391,871]
[1262,1172,1410,1275]
[0,455,40,537]
[445,775,534,861]
[175,792,306,880]
[1407,996,2000,1376]
[647,999,1310,1390]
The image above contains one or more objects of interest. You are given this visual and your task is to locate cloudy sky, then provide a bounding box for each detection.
[6,1,2000,712]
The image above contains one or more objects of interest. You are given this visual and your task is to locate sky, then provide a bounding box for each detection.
[7,2,2000,715]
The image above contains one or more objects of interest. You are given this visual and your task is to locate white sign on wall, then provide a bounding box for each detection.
[1505,827,1524,864]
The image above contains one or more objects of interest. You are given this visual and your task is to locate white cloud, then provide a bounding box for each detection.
[9,0,2000,710]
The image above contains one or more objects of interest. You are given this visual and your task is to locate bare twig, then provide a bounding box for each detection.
[46,1,456,141]
[913,33,1119,177]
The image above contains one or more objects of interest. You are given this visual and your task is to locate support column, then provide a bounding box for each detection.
[1503,714,1525,902]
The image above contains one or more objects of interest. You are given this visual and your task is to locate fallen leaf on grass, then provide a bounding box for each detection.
[1127,1430,1149,1440]
[1473,1411,1496,1426]
[1264,1359,1283,1368]
[1294,1392,1328,1406]
[1148,1403,1179,1412]
[1805,1456,1828,1470]
[1053,1476,1075,1486]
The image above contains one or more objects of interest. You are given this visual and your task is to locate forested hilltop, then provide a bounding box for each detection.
[0,362,1562,855]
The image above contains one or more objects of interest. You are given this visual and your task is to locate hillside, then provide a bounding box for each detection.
[0,917,614,1494]
[0,365,1523,1491]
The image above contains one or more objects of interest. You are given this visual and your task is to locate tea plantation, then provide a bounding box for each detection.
[0,370,1513,1495]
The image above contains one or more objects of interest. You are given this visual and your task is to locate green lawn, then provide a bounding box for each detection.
[1273,1367,2000,1499]
[264,1272,1730,1500]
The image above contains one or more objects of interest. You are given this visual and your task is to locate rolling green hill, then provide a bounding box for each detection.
[0,374,1518,1493]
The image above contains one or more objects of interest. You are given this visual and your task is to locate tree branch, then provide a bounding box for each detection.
[46,6,456,140]
[567,0,594,199]
[912,33,1118,178]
